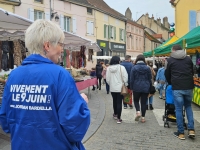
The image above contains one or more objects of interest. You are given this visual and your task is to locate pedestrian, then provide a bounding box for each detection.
[106,56,128,124]
[130,55,152,123]
[101,64,110,94]
[0,20,90,150]
[146,62,156,110]
[156,63,166,99]
[165,44,195,140]
[120,55,133,109]
[96,61,103,90]
[90,67,96,90]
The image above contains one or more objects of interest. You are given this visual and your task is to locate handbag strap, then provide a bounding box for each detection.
[120,66,125,84]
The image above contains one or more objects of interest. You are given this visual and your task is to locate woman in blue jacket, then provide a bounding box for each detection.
[130,55,152,123]
[0,20,90,150]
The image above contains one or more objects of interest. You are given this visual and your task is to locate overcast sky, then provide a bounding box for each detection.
[103,0,175,24]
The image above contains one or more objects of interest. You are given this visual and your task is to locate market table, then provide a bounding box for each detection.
[75,77,97,98]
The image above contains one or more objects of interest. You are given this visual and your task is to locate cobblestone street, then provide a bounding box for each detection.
[1,86,200,150]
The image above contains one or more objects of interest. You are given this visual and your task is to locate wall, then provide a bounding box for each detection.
[0,3,14,12]
[175,0,200,38]
[95,10,125,44]
[126,22,144,57]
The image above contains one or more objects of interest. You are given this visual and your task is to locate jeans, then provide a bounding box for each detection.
[159,83,166,97]
[146,96,153,105]
[104,79,109,92]
[173,89,194,133]
[97,77,102,89]
[133,91,148,117]
[111,92,123,119]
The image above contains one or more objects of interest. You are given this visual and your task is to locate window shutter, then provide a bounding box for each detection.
[59,14,64,31]
[104,24,107,38]
[90,21,94,35]
[114,26,116,40]
[28,8,34,21]
[72,18,77,34]
[45,12,50,20]
[109,25,112,39]
[189,10,197,31]
[119,28,122,41]
[87,21,90,34]
[124,30,126,42]
[196,11,200,26]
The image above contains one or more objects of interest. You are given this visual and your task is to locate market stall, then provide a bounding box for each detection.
[0,8,101,102]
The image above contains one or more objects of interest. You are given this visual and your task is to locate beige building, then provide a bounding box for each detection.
[137,13,170,40]
[0,0,21,12]
[125,8,145,57]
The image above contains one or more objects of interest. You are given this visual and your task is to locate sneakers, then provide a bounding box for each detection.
[117,119,122,124]
[135,112,141,121]
[159,96,162,99]
[113,114,117,120]
[188,130,195,138]
[124,106,127,109]
[174,132,185,140]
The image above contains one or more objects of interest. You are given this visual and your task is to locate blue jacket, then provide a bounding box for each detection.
[120,61,133,86]
[130,62,152,93]
[0,54,90,150]
[156,67,166,81]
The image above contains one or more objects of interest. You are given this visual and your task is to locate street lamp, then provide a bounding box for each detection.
[49,0,59,22]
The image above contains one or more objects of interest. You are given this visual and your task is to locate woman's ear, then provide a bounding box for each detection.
[43,42,50,52]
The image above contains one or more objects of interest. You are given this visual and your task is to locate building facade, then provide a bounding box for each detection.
[137,13,170,40]
[144,31,161,52]
[125,8,144,57]
[170,0,200,38]
[87,0,126,57]
[0,0,21,12]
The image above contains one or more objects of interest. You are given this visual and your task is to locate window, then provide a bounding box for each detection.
[136,37,138,49]
[64,16,71,32]
[119,29,124,41]
[131,26,134,32]
[34,10,44,20]
[131,35,134,49]
[87,21,94,35]
[109,25,115,39]
[34,0,43,4]
[104,24,108,38]
[87,8,93,15]
[127,36,130,49]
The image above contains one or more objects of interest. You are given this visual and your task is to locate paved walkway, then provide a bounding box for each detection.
[1,85,200,150]
[84,86,200,150]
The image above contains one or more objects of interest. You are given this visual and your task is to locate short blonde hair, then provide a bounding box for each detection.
[25,19,65,54]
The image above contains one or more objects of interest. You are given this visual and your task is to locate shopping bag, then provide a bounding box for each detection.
[121,84,128,96]
[123,89,132,105]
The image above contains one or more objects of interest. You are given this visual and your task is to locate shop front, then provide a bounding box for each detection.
[110,42,126,57]
[97,40,109,56]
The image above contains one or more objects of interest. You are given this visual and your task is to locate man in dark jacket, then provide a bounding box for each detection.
[95,61,103,90]
[165,44,195,140]
[121,55,133,109]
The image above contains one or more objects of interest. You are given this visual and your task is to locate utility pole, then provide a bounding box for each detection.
[50,0,52,20]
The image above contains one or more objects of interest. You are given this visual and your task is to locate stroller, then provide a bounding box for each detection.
[162,85,187,129]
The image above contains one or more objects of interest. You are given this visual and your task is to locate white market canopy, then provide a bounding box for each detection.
[0,8,101,52]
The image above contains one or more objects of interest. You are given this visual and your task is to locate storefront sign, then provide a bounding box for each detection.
[110,42,126,51]
[100,42,106,47]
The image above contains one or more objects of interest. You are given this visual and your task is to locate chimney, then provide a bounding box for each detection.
[125,7,132,20]
[157,18,161,25]
[163,17,170,29]
[151,14,154,20]
[146,13,149,18]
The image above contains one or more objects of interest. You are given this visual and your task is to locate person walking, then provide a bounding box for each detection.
[156,63,166,99]
[90,67,96,91]
[101,64,110,94]
[0,20,90,150]
[165,44,195,140]
[106,56,128,124]
[130,55,152,123]
[146,62,156,110]
[96,61,103,90]
[120,55,133,109]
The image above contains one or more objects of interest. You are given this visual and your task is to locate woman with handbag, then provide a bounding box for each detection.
[130,55,152,123]
[106,56,128,124]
